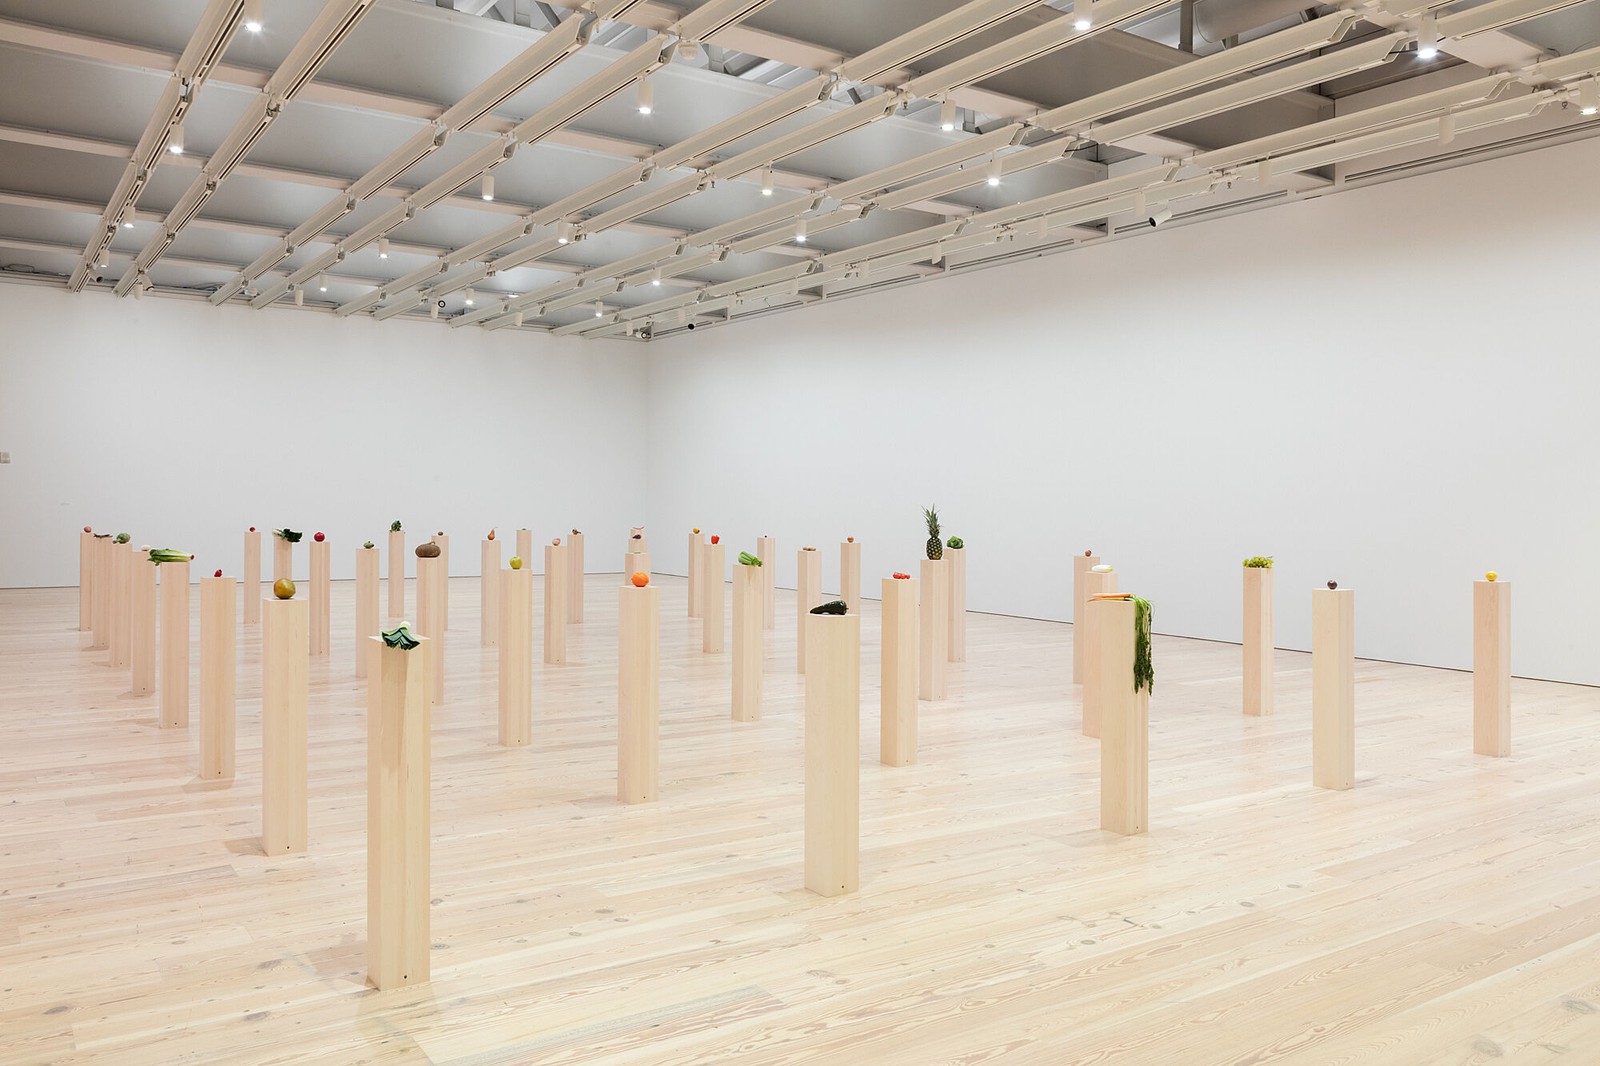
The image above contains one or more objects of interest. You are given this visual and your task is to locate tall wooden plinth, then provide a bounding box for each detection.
[618,585,659,804]
[918,559,948,701]
[1072,553,1100,684]
[109,541,131,668]
[805,611,861,897]
[356,546,379,679]
[79,530,94,631]
[839,540,861,613]
[387,529,405,618]
[1080,571,1120,738]
[1473,580,1510,758]
[273,536,293,585]
[367,637,431,990]
[567,532,585,623]
[758,535,775,630]
[796,549,822,673]
[131,551,157,696]
[624,550,651,583]
[262,596,308,854]
[544,544,568,664]
[432,534,449,631]
[1312,587,1355,790]
[159,560,190,728]
[309,539,330,657]
[200,575,236,780]
[90,536,111,650]
[1243,566,1274,717]
[498,568,533,746]
[732,564,762,721]
[702,542,726,654]
[881,577,918,767]
[480,539,500,647]
[1095,598,1148,836]
[946,546,967,663]
[416,557,444,704]
[243,529,261,625]
[516,529,533,569]
[688,532,704,618]
[629,527,647,552]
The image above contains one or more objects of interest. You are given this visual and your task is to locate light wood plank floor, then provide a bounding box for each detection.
[3,577,1599,1065]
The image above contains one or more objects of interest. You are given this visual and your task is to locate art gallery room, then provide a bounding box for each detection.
[6,0,1600,1061]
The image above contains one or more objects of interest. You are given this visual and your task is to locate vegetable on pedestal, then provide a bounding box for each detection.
[1242,556,1273,568]
[273,528,302,543]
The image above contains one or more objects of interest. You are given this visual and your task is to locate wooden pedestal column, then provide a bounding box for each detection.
[273,536,293,586]
[918,559,948,701]
[109,541,131,669]
[624,550,650,583]
[1081,570,1120,738]
[480,539,500,647]
[796,549,822,673]
[432,534,449,631]
[131,550,157,696]
[702,542,726,654]
[243,528,261,625]
[1243,566,1274,717]
[946,546,966,663]
[1072,553,1100,684]
[839,540,861,614]
[1094,597,1148,836]
[1312,587,1355,790]
[387,529,405,619]
[200,575,236,780]
[91,536,111,650]
[79,529,94,632]
[516,529,532,570]
[356,546,379,679]
[732,563,762,721]
[309,538,330,657]
[688,532,704,618]
[629,527,647,552]
[499,567,533,746]
[881,577,918,767]
[758,535,776,630]
[567,532,584,623]
[544,544,568,665]
[805,611,860,897]
[618,584,659,804]
[416,556,444,705]
[262,596,308,854]
[159,560,190,728]
[1473,579,1510,757]
[367,636,431,990]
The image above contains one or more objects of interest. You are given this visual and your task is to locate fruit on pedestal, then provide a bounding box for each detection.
[693,527,701,534]
[510,556,523,570]
[1327,580,1338,590]
[274,578,296,599]
[214,569,223,578]
[711,535,720,545]
[363,540,374,549]
[313,532,325,542]
[892,572,910,580]
[415,542,440,558]
[1085,549,1092,556]
[1485,571,1498,582]
[922,505,943,560]
[390,520,402,532]
[847,536,855,543]
[632,571,649,587]
[83,525,92,533]
[552,537,560,546]
[487,529,496,540]
[810,599,848,615]
[249,527,256,533]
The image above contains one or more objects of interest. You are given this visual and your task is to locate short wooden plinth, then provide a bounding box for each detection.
[1080,570,1120,738]
[732,563,763,721]
[804,611,860,897]
[758,535,776,630]
[273,536,293,586]
[567,532,585,624]
[416,556,444,704]
[309,538,330,657]
[243,529,261,625]
[918,559,948,701]
[702,542,726,654]
[946,546,966,663]
[1071,553,1100,684]
[262,596,309,854]
[544,544,568,664]
[795,549,822,673]
[688,532,704,618]
[432,534,449,631]
[881,577,918,767]
[1243,566,1274,717]
[109,541,131,669]
[498,568,533,747]
[623,550,651,584]
[1312,587,1355,791]
[159,560,190,729]
[1473,580,1510,758]
[387,529,405,618]
[618,585,659,804]
[78,530,94,632]
[131,551,157,696]
[480,539,500,647]
[839,540,861,614]
[1094,598,1149,836]
[356,546,379,679]
[90,536,110,650]
[367,637,431,990]
[200,575,236,780]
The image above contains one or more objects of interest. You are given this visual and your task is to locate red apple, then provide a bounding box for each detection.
[313,531,325,542]
[214,569,223,578]
[83,525,92,533]
[249,527,256,532]
[1085,549,1092,556]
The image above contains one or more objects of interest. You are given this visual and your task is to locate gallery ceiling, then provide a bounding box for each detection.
[0,0,1597,339]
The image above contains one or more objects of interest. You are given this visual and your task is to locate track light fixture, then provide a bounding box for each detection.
[317,273,328,292]
[430,302,439,320]
[464,287,475,306]
[482,173,494,201]
[243,0,263,32]
[1417,14,1440,60]
[1580,79,1599,116]
[650,268,662,286]
[986,155,1001,186]
[1147,205,1173,227]
[594,301,604,318]
[761,166,774,196]
[513,310,523,327]
[795,217,807,243]
[168,122,185,155]
[940,98,956,132]
[1073,0,1092,32]
[557,222,574,244]
[637,75,654,115]
[1439,109,1456,145]
[294,286,304,306]
[378,237,389,259]
[122,217,135,229]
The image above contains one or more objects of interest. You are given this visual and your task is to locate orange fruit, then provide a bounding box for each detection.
[631,571,649,587]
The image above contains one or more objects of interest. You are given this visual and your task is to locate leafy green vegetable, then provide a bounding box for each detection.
[390,520,402,532]
[947,536,964,549]
[1242,556,1273,568]
[114,533,131,544]
[738,551,762,567]
[381,623,420,650]
[148,548,191,564]
[273,528,302,543]
[1132,596,1154,694]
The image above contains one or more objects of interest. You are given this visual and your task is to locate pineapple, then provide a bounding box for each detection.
[923,505,943,560]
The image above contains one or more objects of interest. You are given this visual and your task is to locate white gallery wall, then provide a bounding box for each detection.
[0,284,648,588]
[646,135,1600,686]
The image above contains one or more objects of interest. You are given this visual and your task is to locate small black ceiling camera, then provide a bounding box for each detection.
[685,321,696,330]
